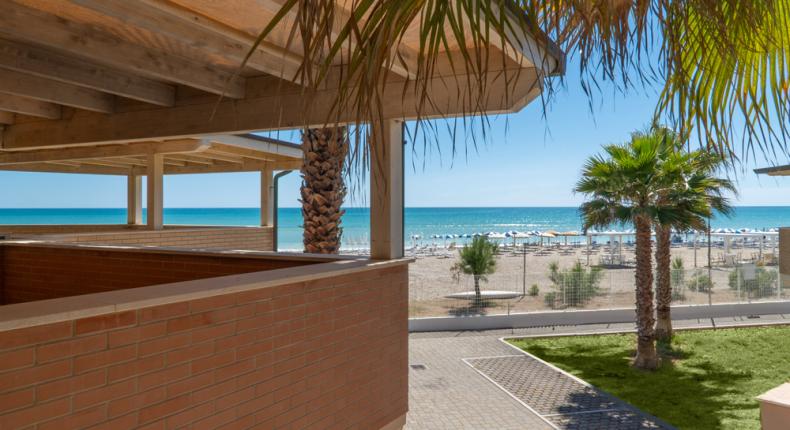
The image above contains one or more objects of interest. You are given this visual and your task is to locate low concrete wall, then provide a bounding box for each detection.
[0,247,409,429]
[409,301,790,332]
[781,228,790,288]
[1,225,275,252]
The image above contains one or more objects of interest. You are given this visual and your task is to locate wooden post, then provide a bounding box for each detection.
[127,174,142,225]
[147,153,163,230]
[261,168,274,227]
[370,119,404,260]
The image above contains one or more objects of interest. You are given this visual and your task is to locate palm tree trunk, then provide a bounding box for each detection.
[300,128,348,254]
[654,225,673,341]
[634,215,659,370]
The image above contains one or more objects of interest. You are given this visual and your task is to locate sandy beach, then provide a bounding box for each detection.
[407,242,781,317]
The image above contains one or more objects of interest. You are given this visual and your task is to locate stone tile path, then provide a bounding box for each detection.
[406,315,790,429]
[466,355,667,429]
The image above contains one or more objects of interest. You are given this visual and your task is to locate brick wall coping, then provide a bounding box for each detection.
[0,241,413,332]
[0,240,334,262]
[0,224,271,236]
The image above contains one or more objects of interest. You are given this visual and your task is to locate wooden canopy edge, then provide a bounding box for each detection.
[754,165,790,176]
[0,135,302,175]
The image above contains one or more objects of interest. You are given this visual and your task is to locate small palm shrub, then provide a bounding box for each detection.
[545,261,603,309]
[687,272,714,293]
[451,236,497,307]
[544,292,557,308]
[528,284,540,297]
[670,257,686,302]
[728,266,778,299]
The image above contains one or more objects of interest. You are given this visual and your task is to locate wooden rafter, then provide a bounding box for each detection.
[0,94,61,119]
[137,0,304,82]
[0,39,175,107]
[0,139,208,164]
[0,1,246,98]
[2,67,541,149]
[0,68,114,114]
[0,111,14,125]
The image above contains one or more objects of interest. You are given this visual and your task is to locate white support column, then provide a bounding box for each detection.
[370,119,404,260]
[147,153,163,230]
[127,174,142,225]
[261,168,274,227]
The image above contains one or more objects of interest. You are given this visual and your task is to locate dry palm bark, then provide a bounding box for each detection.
[654,225,673,341]
[300,128,348,254]
[634,215,659,369]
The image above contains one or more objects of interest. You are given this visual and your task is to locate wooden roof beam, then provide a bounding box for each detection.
[0,94,60,119]
[0,162,130,175]
[205,134,303,160]
[2,66,543,149]
[0,111,14,125]
[164,154,214,166]
[163,159,301,175]
[200,150,245,164]
[209,142,301,163]
[0,68,114,113]
[129,0,304,82]
[0,39,174,107]
[0,139,208,164]
[0,2,246,98]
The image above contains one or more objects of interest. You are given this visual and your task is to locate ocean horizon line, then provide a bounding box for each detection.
[1,205,790,210]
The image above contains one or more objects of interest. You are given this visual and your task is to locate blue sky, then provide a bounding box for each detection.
[2,57,790,209]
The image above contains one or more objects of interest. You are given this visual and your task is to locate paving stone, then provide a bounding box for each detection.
[407,318,787,429]
[467,356,618,415]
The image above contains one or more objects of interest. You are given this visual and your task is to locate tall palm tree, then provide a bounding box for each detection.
[301,128,348,254]
[451,236,498,308]
[576,133,684,370]
[649,130,735,341]
[245,1,789,161]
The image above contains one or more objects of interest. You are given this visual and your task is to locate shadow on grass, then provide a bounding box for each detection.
[525,341,756,430]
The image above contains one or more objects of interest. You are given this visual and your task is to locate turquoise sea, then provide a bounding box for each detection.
[0,207,788,251]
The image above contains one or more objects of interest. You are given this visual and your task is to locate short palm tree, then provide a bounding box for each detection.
[648,128,735,341]
[451,236,497,307]
[575,133,684,370]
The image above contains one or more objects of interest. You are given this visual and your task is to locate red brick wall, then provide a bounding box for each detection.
[1,245,315,304]
[0,264,408,429]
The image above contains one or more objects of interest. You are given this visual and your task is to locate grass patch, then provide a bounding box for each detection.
[509,326,790,430]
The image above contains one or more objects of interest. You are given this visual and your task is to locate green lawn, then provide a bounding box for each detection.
[509,326,790,430]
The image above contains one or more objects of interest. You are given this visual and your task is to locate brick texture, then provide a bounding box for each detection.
[0,264,408,429]
[1,245,314,304]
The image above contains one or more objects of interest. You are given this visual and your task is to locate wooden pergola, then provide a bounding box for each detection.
[0,0,563,259]
[0,133,301,230]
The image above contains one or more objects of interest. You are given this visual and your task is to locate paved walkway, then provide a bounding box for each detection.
[406,314,790,429]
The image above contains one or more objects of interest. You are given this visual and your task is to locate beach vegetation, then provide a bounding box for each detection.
[669,257,686,302]
[545,261,603,309]
[728,266,778,300]
[451,236,497,307]
[510,326,790,429]
[647,126,734,341]
[528,284,540,297]
[687,272,714,293]
[576,133,678,369]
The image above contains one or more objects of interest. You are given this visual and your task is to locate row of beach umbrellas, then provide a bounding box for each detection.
[411,227,780,242]
[412,230,583,241]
